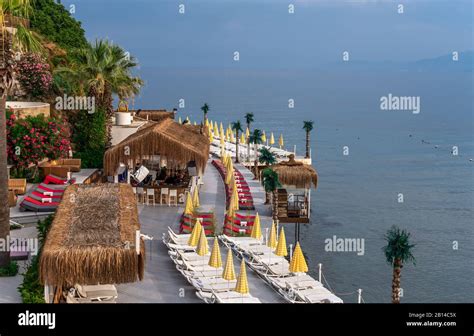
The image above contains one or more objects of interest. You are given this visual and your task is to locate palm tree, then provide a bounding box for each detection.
[383,225,416,304]
[259,147,276,166]
[56,40,143,147]
[231,120,243,163]
[249,129,263,179]
[0,0,42,268]
[262,168,281,213]
[244,112,254,161]
[201,103,209,124]
[303,120,314,159]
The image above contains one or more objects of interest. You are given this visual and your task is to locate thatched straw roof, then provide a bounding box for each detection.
[40,183,145,286]
[132,109,176,122]
[272,155,318,189]
[104,118,210,176]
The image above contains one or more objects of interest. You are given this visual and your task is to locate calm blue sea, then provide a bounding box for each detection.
[135,67,474,303]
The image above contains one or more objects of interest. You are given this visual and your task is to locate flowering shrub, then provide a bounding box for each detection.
[15,53,53,98]
[6,111,71,171]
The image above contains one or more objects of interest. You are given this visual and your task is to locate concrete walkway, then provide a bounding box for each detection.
[0,226,38,303]
[117,160,284,303]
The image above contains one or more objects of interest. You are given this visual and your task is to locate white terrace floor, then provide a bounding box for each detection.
[116,160,284,303]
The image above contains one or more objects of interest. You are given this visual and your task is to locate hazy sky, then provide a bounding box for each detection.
[64,0,473,69]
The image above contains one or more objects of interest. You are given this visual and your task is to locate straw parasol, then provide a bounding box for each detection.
[187,219,202,246]
[192,187,200,208]
[184,191,194,215]
[250,213,262,239]
[40,184,145,287]
[270,132,275,145]
[103,118,209,177]
[234,260,249,296]
[196,226,209,256]
[272,154,318,189]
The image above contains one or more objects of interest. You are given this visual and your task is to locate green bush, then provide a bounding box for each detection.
[70,110,107,169]
[0,261,19,277]
[30,0,88,52]
[18,215,54,303]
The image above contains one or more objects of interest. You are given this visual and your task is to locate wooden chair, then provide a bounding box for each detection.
[136,187,144,204]
[168,189,178,206]
[160,188,169,205]
[146,188,155,206]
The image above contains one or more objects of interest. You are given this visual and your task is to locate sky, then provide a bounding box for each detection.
[62,0,473,69]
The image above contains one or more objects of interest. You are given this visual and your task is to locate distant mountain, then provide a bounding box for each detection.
[413,50,473,72]
[328,51,473,72]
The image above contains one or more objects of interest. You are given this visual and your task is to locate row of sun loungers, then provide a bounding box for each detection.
[19,175,74,212]
[180,211,215,235]
[212,159,255,210]
[219,235,343,304]
[162,227,262,303]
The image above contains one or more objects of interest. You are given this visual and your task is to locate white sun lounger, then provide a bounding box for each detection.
[196,290,261,304]
[266,274,320,290]
[75,284,118,300]
[168,250,210,262]
[190,279,237,293]
[181,269,224,279]
[294,288,343,303]
[65,288,116,304]
[176,259,223,272]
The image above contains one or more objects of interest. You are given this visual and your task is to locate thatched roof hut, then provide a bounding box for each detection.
[103,118,210,176]
[132,109,176,122]
[272,154,318,189]
[40,184,145,287]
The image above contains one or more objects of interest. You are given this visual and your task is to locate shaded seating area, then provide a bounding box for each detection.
[272,154,318,223]
[39,184,145,303]
[104,118,210,205]
[132,109,176,122]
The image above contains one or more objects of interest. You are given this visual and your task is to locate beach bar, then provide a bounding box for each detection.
[39,183,145,303]
[104,118,210,204]
[272,154,318,224]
